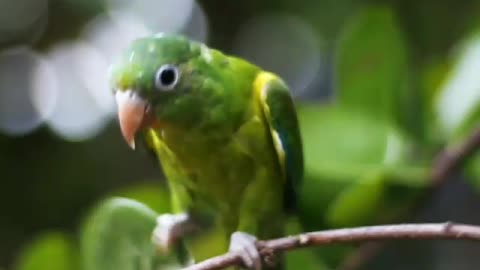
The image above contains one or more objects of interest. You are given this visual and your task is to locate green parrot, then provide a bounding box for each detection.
[108,33,303,270]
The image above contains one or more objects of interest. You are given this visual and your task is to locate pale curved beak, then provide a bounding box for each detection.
[115,90,152,149]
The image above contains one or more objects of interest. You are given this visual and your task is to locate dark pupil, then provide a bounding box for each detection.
[160,68,176,85]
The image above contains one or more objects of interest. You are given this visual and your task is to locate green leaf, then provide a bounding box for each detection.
[336,6,419,136]
[418,57,453,146]
[427,26,480,191]
[325,170,385,227]
[325,168,425,228]
[297,103,423,171]
[466,154,480,188]
[433,30,480,139]
[296,103,428,230]
[13,232,78,270]
[110,181,171,214]
[422,58,451,110]
[80,197,179,270]
[456,106,480,189]
[298,104,391,166]
[439,61,480,190]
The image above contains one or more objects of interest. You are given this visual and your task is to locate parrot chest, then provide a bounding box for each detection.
[157,115,279,214]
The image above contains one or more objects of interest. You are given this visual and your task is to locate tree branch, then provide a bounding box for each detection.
[184,222,480,270]
[431,125,480,186]
[339,125,480,270]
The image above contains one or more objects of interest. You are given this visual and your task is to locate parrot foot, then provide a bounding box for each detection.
[151,213,191,254]
[229,231,261,270]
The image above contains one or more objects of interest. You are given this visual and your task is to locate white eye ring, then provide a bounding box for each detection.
[155,64,179,91]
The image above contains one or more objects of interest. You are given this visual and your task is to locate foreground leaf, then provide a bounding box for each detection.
[80,197,180,270]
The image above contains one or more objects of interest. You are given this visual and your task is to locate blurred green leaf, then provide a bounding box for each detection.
[296,102,428,268]
[80,197,179,270]
[455,105,480,189]
[336,5,408,113]
[421,58,451,115]
[297,103,428,228]
[110,181,171,214]
[298,103,392,166]
[453,104,480,140]
[466,154,480,189]
[13,231,78,270]
[419,57,453,146]
[433,30,480,139]
[430,28,480,189]
[336,6,420,137]
[326,170,385,227]
[297,103,427,171]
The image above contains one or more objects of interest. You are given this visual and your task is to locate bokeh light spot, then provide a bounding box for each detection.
[71,41,115,115]
[182,1,209,43]
[45,42,113,142]
[82,14,150,63]
[0,47,57,136]
[106,0,194,34]
[232,14,323,98]
[83,1,208,71]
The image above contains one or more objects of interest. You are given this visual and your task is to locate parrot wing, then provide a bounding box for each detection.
[255,72,304,212]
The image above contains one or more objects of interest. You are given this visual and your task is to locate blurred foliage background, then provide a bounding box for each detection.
[1,0,480,270]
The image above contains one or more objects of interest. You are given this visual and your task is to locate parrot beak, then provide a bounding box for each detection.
[115,90,154,149]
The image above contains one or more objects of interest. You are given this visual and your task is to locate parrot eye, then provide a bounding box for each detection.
[155,64,179,91]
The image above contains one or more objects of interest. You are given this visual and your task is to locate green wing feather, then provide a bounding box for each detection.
[255,72,304,212]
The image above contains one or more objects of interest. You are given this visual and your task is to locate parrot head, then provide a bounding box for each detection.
[109,34,224,149]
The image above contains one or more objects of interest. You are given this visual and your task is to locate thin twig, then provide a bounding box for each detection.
[431,125,480,186]
[183,222,480,270]
[339,125,480,270]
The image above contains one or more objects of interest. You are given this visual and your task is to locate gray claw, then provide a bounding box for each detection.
[229,231,261,270]
[151,213,190,254]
